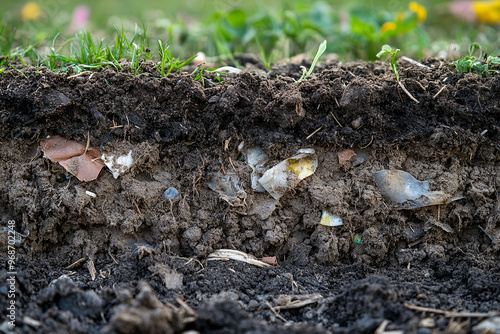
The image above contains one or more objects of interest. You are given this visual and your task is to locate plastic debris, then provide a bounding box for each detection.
[207,249,271,268]
[320,210,343,226]
[85,190,97,198]
[353,234,362,244]
[258,149,318,200]
[243,147,269,192]
[162,187,180,201]
[101,150,133,179]
[40,135,105,182]
[213,66,242,74]
[352,150,370,166]
[373,169,462,209]
[207,173,247,207]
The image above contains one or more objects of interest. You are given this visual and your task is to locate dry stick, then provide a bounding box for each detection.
[66,257,87,270]
[405,303,498,318]
[265,301,289,323]
[330,112,343,127]
[398,81,419,103]
[84,131,90,155]
[400,56,431,70]
[108,251,119,264]
[133,199,142,216]
[433,86,447,99]
[306,126,323,140]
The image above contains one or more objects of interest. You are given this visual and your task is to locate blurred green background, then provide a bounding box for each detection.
[1,0,499,65]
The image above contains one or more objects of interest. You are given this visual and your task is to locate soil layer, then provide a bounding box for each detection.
[1,58,499,333]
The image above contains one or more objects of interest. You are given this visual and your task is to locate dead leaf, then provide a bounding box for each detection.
[261,256,277,266]
[40,136,104,182]
[338,149,356,165]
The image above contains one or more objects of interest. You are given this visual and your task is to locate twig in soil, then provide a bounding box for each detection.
[176,256,205,271]
[175,297,197,317]
[416,81,426,91]
[400,56,431,70]
[87,258,97,281]
[405,303,499,318]
[29,147,41,163]
[68,71,91,79]
[265,301,289,323]
[478,225,495,243]
[274,294,323,310]
[398,81,419,103]
[133,199,142,215]
[207,249,271,268]
[361,135,374,149]
[229,157,236,172]
[433,86,447,99]
[334,96,340,108]
[330,112,343,127]
[65,257,87,270]
[108,251,119,264]
[375,319,404,334]
[84,131,90,155]
[306,126,323,140]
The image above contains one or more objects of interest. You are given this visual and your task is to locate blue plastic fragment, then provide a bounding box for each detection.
[163,187,179,201]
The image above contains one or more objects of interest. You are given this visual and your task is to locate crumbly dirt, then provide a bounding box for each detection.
[0,57,499,333]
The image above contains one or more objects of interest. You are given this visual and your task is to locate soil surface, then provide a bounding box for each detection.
[0,57,499,334]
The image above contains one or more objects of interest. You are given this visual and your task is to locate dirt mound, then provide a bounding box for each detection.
[0,58,499,333]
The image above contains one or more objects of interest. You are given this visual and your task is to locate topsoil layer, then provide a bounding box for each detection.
[0,57,499,334]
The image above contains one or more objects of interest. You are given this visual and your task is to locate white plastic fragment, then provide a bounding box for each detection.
[85,190,97,198]
[373,169,462,209]
[213,66,243,74]
[320,211,343,226]
[258,148,318,200]
[207,249,271,268]
[101,150,133,179]
[244,147,269,192]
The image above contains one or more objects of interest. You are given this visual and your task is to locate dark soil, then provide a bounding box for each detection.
[0,57,499,334]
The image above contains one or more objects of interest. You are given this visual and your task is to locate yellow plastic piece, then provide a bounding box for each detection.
[287,158,316,179]
[473,1,500,23]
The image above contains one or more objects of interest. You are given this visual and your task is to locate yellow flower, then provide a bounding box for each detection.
[409,1,427,22]
[473,1,500,24]
[381,21,397,33]
[21,2,42,21]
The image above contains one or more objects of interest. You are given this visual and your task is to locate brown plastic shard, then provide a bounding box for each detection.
[40,135,105,182]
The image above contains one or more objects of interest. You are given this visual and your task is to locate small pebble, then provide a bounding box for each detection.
[351,117,363,129]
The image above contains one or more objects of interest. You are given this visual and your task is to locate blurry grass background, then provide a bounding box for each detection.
[1,0,499,69]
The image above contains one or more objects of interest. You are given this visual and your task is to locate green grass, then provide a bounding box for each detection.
[451,42,500,77]
[0,0,500,77]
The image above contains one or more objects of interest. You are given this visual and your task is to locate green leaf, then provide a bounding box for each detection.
[226,9,246,28]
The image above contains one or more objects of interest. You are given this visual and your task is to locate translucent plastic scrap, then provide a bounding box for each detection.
[373,169,462,209]
[243,147,269,192]
[162,187,180,201]
[101,150,133,179]
[207,173,247,207]
[258,149,318,200]
[320,211,343,226]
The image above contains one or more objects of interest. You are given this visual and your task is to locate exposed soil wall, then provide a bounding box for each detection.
[0,58,499,333]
